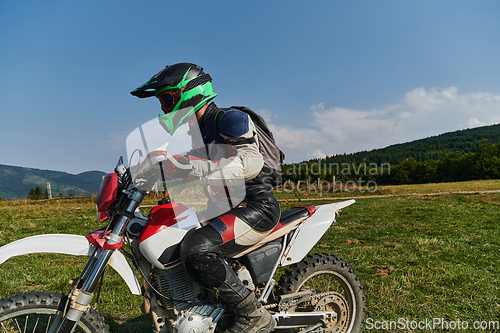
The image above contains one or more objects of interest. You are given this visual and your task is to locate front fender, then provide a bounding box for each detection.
[0,234,141,295]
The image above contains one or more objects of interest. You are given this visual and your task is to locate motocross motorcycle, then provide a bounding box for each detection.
[0,112,366,333]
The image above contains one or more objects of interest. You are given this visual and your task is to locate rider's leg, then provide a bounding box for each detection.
[179,196,279,333]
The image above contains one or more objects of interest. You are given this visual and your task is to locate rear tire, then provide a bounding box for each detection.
[276,254,365,333]
[0,290,109,333]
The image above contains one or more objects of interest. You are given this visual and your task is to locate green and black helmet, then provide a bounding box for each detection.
[131,63,217,135]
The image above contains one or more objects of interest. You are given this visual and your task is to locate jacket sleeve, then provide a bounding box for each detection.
[188,111,264,185]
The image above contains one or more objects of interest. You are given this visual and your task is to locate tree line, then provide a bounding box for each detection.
[319,123,500,166]
[27,186,74,200]
[283,142,500,186]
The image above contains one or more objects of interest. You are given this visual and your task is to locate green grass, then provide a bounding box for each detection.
[1,181,499,332]
[274,179,500,201]
[307,194,500,331]
[0,198,150,332]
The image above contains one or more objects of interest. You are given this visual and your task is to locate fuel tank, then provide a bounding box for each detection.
[138,202,201,269]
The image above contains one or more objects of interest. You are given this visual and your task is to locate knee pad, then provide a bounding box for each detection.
[184,252,227,289]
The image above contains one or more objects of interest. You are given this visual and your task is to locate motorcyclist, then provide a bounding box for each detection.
[131,63,279,333]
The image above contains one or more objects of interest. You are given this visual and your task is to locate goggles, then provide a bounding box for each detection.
[157,90,182,114]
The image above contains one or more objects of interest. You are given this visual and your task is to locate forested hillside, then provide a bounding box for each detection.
[2,124,498,199]
[0,164,105,200]
[283,123,500,185]
[323,123,500,165]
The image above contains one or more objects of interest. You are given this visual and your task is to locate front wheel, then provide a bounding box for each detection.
[0,291,109,333]
[276,254,366,333]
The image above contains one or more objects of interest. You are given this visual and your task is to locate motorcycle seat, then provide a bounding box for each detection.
[273,205,316,233]
[233,205,316,258]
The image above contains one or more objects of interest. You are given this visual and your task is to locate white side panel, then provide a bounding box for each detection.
[283,200,355,265]
[0,234,141,295]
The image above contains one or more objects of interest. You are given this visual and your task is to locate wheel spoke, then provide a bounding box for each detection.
[14,318,22,333]
[0,291,109,333]
[31,316,40,333]
[45,316,51,333]
[277,254,366,332]
[0,291,108,333]
[48,315,62,333]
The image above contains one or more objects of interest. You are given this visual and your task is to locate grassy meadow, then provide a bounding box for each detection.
[0,180,499,332]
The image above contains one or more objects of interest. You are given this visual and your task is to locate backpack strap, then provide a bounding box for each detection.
[211,108,225,144]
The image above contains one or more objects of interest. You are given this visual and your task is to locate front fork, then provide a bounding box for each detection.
[50,190,145,333]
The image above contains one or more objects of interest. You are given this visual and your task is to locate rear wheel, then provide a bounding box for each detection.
[0,291,109,333]
[276,254,365,333]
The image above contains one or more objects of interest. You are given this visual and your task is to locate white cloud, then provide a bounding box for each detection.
[467,117,488,128]
[312,149,327,159]
[262,87,500,163]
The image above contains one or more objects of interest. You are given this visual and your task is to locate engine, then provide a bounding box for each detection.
[172,305,225,333]
[153,265,227,333]
[153,264,201,308]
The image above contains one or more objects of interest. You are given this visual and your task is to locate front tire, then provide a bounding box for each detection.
[276,254,366,333]
[0,291,109,333]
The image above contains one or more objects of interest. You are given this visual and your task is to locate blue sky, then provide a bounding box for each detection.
[1,0,500,174]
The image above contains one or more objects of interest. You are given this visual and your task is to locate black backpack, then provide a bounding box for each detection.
[211,106,285,186]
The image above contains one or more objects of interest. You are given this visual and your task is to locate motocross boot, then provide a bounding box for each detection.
[182,249,275,333]
[227,292,275,333]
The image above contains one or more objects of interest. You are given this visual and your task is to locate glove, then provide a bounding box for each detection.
[161,154,193,179]
[131,150,168,180]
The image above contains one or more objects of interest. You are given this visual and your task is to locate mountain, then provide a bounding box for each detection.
[317,123,500,166]
[2,124,499,199]
[0,165,106,200]
[282,123,500,185]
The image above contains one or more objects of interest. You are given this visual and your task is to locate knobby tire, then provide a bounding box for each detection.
[0,291,109,333]
[276,253,366,333]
